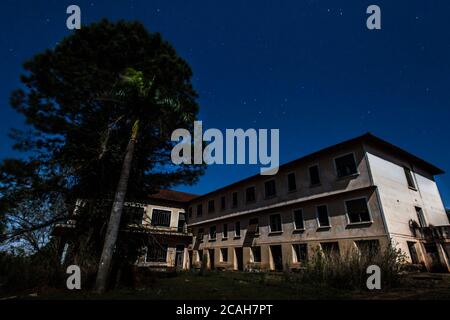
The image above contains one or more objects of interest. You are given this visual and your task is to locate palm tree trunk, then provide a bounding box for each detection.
[94,120,139,294]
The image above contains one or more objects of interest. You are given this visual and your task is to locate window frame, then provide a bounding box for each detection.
[287,171,297,192]
[245,185,257,203]
[222,223,228,240]
[316,204,331,229]
[220,248,228,262]
[234,221,241,238]
[292,208,305,231]
[269,213,283,233]
[251,246,261,263]
[145,243,168,263]
[308,164,321,186]
[249,217,260,235]
[207,199,215,213]
[196,203,203,217]
[232,192,238,208]
[220,196,226,211]
[333,152,359,179]
[292,243,308,264]
[403,166,417,190]
[150,207,173,228]
[209,225,217,241]
[264,179,277,199]
[344,197,373,225]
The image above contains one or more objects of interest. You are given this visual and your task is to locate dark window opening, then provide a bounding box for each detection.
[221,196,226,210]
[197,228,204,241]
[220,248,228,262]
[232,192,238,208]
[197,204,203,217]
[265,180,277,198]
[335,153,358,178]
[208,200,215,213]
[249,217,260,234]
[235,221,241,237]
[252,246,261,262]
[404,167,416,189]
[321,242,340,258]
[355,240,380,258]
[209,225,216,240]
[151,209,171,227]
[223,223,228,239]
[178,212,186,232]
[415,206,427,227]
[309,165,321,185]
[346,198,371,223]
[317,205,330,227]
[293,209,304,230]
[188,207,193,218]
[269,214,282,232]
[123,206,145,225]
[246,186,256,203]
[293,244,308,263]
[146,244,168,263]
[287,173,297,191]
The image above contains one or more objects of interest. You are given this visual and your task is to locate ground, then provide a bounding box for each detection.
[2,271,450,300]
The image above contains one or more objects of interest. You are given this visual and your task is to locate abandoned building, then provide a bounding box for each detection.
[55,133,450,272]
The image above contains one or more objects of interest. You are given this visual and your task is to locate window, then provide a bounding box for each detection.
[196,204,203,217]
[415,206,427,227]
[355,240,380,257]
[265,180,277,198]
[220,248,228,262]
[309,165,321,185]
[197,228,204,241]
[123,206,145,225]
[321,242,340,258]
[316,205,330,227]
[145,244,168,262]
[151,209,171,227]
[287,173,297,191]
[232,192,238,208]
[269,214,282,232]
[188,207,193,218]
[235,221,241,237]
[209,225,216,240]
[221,196,226,210]
[177,212,186,232]
[249,217,260,235]
[246,186,256,203]
[292,244,308,263]
[251,246,261,263]
[345,198,371,224]
[208,200,215,213]
[335,153,358,178]
[404,167,416,189]
[293,209,304,230]
[223,223,228,239]
[198,250,203,262]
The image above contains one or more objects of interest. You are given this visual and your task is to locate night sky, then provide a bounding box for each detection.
[0,1,449,206]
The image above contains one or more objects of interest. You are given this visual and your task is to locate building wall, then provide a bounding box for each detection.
[364,143,448,264]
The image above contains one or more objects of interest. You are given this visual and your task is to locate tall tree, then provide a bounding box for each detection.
[1,20,203,285]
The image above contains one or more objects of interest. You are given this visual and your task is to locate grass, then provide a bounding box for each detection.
[3,271,450,300]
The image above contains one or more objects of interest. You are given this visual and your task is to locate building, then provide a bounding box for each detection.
[55,133,450,272]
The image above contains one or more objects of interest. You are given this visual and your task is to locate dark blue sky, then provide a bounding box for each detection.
[1,0,449,206]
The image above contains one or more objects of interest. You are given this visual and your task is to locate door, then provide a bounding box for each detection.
[235,247,243,271]
[175,245,185,269]
[208,249,215,269]
[270,245,283,271]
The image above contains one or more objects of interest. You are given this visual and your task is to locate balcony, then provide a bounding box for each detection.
[411,222,450,242]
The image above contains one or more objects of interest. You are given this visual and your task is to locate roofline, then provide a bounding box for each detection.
[188,132,444,203]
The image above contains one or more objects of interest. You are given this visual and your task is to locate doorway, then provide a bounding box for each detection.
[175,245,185,269]
[208,249,215,269]
[234,247,243,271]
[270,245,283,271]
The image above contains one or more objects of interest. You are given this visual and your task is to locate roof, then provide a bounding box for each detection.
[190,132,444,202]
[148,189,199,203]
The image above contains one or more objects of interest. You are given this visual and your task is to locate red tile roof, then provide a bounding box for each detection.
[148,189,199,203]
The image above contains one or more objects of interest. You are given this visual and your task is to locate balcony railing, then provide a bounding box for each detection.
[412,224,450,241]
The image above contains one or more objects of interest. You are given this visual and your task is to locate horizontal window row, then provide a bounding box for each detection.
[195,197,372,241]
[195,239,380,266]
[189,153,359,218]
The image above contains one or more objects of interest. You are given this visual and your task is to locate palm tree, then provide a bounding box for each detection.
[94,68,189,293]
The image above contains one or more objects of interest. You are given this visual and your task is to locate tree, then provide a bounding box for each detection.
[1,20,204,288]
